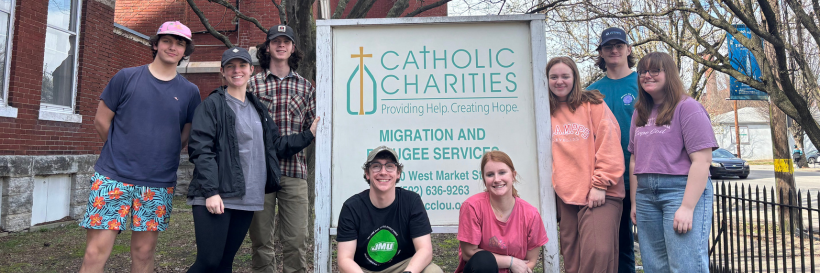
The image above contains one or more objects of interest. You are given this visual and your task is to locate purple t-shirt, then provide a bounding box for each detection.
[628,97,717,175]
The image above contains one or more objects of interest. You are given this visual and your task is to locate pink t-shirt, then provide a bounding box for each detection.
[628,97,718,175]
[455,192,549,273]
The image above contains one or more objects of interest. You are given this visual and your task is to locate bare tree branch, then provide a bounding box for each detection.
[813,0,820,23]
[347,0,378,18]
[405,0,452,17]
[682,1,770,69]
[332,0,350,19]
[638,17,766,91]
[387,0,410,18]
[526,0,570,14]
[272,0,287,24]
[785,0,820,53]
[207,0,267,32]
[721,0,767,39]
[632,37,663,47]
[187,0,233,48]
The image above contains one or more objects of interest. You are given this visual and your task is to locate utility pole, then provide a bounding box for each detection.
[733,100,741,158]
[763,0,797,230]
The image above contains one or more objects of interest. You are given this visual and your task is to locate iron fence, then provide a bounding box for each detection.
[709,181,819,273]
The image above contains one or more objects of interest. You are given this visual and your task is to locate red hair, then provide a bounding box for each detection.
[480,151,519,197]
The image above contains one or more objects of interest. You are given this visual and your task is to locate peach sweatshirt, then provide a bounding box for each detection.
[551,101,625,205]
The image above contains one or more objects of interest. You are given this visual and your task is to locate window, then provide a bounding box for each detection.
[0,0,16,118]
[730,126,750,145]
[39,0,81,122]
[31,175,71,226]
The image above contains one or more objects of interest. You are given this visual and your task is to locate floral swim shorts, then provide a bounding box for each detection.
[79,172,175,231]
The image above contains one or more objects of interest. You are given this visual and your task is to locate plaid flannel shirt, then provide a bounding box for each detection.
[250,69,316,179]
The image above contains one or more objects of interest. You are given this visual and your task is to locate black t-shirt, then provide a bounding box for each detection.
[337,187,432,271]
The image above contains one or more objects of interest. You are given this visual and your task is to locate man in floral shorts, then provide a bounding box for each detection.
[78,21,201,273]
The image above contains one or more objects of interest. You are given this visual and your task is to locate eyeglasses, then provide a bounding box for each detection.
[639,69,664,77]
[368,162,398,172]
[601,43,626,51]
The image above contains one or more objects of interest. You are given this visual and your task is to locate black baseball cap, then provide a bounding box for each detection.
[221,47,252,67]
[267,24,295,42]
[597,27,628,50]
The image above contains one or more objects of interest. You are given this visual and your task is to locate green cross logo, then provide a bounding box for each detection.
[348,47,377,115]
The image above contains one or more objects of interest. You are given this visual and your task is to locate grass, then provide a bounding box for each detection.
[0,196,642,272]
[748,160,775,165]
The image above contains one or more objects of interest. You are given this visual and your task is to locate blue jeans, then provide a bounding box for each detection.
[635,174,712,273]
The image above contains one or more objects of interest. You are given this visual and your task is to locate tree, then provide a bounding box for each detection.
[560,0,815,230]
[186,0,452,82]
[451,0,817,229]
[459,0,820,157]
[594,0,819,156]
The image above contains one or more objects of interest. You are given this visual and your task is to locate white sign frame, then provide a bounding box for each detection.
[314,15,557,272]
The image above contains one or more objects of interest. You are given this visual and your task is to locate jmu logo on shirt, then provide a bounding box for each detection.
[370,242,396,251]
[366,227,399,264]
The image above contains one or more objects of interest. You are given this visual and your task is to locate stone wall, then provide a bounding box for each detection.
[0,154,194,232]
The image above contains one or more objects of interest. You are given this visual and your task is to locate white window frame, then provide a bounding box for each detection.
[731,125,750,145]
[39,0,82,123]
[0,0,17,118]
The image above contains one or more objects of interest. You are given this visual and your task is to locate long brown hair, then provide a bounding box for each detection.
[547,57,605,115]
[634,52,688,127]
[480,151,519,198]
[256,39,303,71]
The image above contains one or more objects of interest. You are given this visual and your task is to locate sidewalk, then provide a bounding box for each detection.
[749,164,820,172]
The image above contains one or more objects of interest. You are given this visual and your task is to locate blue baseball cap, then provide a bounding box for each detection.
[597,27,628,50]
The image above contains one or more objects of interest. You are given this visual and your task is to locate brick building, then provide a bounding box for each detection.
[0,0,445,232]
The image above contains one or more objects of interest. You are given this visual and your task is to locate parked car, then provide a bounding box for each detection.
[807,150,818,164]
[710,148,750,179]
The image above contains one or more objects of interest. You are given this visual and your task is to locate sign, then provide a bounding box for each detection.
[331,22,541,226]
[314,15,557,272]
[727,24,768,100]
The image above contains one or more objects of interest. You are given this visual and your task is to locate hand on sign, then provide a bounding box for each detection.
[310,116,320,136]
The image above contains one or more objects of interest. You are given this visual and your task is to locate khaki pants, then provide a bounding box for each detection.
[249,176,309,273]
[556,195,622,273]
[361,258,443,273]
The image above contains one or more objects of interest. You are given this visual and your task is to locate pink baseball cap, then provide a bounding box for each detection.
[157,21,192,41]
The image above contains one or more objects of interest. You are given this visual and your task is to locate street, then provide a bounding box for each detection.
[713,165,820,219]
[715,165,820,193]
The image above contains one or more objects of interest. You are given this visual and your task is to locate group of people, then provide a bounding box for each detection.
[547,27,717,273]
[74,19,717,273]
[78,21,318,273]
